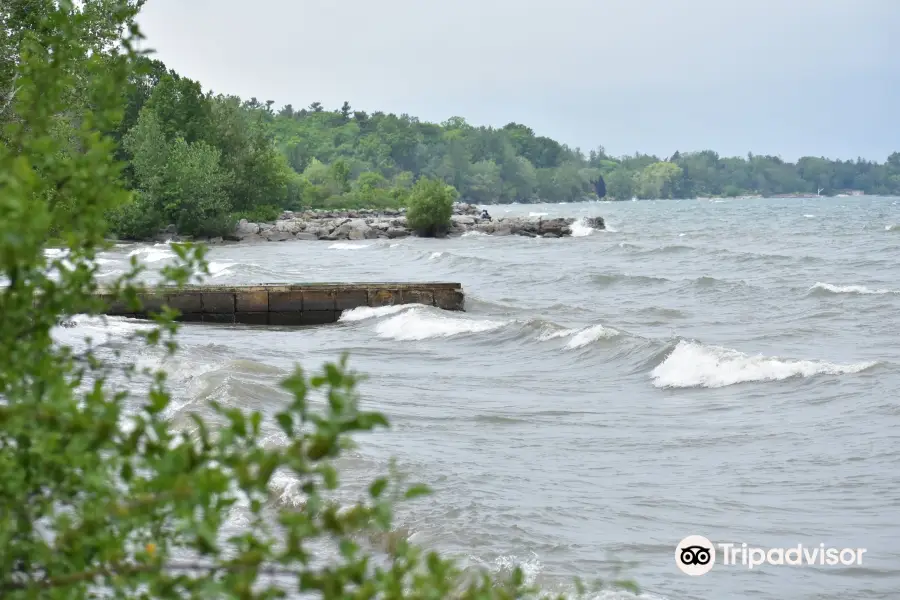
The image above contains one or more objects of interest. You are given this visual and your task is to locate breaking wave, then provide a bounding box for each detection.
[809,282,898,295]
[651,340,879,389]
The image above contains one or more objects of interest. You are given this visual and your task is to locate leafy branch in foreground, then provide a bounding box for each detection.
[0,1,638,598]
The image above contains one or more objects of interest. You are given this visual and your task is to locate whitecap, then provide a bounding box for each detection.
[811,282,896,295]
[570,217,596,237]
[528,212,549,217]
[328,242,370,250]
[374,307,506,341]
[564,324,619,349]
[128,246,176,263]
[207,261,236,278]
[338,304,418,322]
[538,324,620,348]
[429,251,444,259]
[51,315,155,350]
[651,340,876,389]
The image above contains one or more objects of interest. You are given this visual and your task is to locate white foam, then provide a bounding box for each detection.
[652,340,876,389]
[461,230,486,237]
[128,245,176,263]
[338,304,418,322]
[537,328,576,341]
[529,212,548,217]
[491,554,542,586]
[539,324,619,348]
[886,224,898,231]
[804,214,815,218]
[811,282,896,295]
[207,261,236,278]
[570,217,595,237]
[429,251,444,259]
[374,308,506,341]
[564,324,619,349]
[328,242,370,250]
[51,315,154,349]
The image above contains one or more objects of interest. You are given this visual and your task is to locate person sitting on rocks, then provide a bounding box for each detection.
[481,208,492,221]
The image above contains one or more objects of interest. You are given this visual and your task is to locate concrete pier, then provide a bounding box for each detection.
[96,282,465,325]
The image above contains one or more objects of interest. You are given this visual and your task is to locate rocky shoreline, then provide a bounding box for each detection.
[223,203,605,243]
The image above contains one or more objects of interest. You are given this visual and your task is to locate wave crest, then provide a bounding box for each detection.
[372,307,507,341]
[652,340,877,388]
[810,282,897,295]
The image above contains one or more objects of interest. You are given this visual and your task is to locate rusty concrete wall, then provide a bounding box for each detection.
[96,282,465,325]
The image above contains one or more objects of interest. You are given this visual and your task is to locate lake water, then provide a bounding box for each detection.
[59,196,900,599]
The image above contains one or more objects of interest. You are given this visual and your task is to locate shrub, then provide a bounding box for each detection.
[106,192,165,241]
[405,177,458,237]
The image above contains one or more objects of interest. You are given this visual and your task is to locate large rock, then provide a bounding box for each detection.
[585,216,605,230]
[386,227,409,239]
[235,219,260,236]
[539,218,571,236]
[263,229,293,242]
[275,219,303,234]
[451,215,477,226]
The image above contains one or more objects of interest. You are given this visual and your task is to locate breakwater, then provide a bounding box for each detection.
[96,282,465,325]
[227,203,605,243]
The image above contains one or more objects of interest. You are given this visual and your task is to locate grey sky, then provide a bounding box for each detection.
[137,0,899,162]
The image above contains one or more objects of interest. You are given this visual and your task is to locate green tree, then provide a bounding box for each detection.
[604,169,635,200]
[162,138,234,237]
[405,177,458,237]
[636,161,683,199]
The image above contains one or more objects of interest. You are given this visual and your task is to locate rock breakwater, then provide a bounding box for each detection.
[228,203,605,243]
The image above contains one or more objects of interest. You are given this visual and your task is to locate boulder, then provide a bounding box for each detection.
[585,216,605,230]
[386,227,409,238]
[275,219,304,234]
[539,218,570,236]
[236,219,259,235]
[263,230,293,242]
[295,232,318,241]
[451,215,477,226]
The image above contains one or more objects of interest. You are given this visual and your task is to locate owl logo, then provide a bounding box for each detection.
[676,535,716,575]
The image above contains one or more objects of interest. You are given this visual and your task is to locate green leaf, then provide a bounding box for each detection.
[276,412,293,435]
[369,477,388,499]
[404,483,432,500]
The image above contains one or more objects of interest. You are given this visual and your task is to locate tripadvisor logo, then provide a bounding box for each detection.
[676,535,715,576]
[675,535,868,575]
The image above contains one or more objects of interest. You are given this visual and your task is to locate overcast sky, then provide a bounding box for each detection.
[136,0,899,162]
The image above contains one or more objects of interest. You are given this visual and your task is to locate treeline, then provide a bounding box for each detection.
[85,59,900,239]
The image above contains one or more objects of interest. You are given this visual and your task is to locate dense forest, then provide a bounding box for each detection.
[7,29,900,240]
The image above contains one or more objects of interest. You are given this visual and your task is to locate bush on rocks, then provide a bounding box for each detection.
[405,177,458,237]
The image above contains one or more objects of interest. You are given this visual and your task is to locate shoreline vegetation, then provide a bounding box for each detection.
[94,58,900,242]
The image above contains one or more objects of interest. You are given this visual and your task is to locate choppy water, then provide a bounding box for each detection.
[54,196,900,599]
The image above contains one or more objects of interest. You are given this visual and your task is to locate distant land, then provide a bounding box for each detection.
[68,57,900,240]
